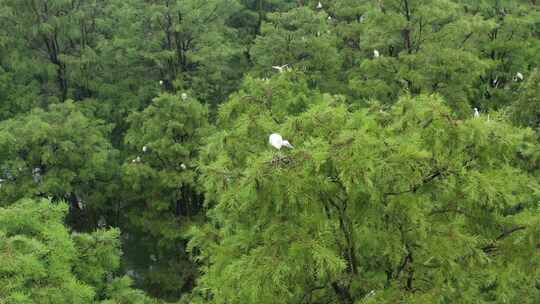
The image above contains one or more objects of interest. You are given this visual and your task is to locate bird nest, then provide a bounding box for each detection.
[270,154,295,167]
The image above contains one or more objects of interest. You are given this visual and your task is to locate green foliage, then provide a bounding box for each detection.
[0,0,539,302]
[250,6,342,90]
[0,101,118,222]
[191,83,540,303]
[0,198,155,303]
[121,93,210,299]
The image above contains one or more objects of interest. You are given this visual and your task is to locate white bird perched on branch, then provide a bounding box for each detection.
[159,80,164,85]
[142,145,148,153]
[269,133,294,150]
[272,64,289,73]
[515,72,524,82]
[77,198,85,210]
[316,1,323,9]
[181,93,188,101]
[373,49,380,58]
[474,107,480,118]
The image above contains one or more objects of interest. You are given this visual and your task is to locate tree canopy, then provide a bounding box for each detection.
[0,0,538,303]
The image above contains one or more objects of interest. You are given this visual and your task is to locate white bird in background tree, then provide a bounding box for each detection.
[269,133,294,150]
[77,198,85,210]
[180,163,187,170]
[142,145,148,153]
[474,107,480,118]
[33,167,42,184]
[515,72,524,82]
[373,49,380,58]
[159,80,164,85]
[181,93,188,101]
[272,64,289,73]
[98,216,107,228]
[317,1,323,9]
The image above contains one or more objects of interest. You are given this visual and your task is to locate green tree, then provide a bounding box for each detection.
[102,0,243,106]
[121,93,210,299]
[189,76,540,303]
[343,0,496,114]
[0,101,118,230]
[0,0,110,103]
[0,198,156,303]
[250,6,342,91]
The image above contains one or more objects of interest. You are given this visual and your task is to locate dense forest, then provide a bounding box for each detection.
[0,0,539,303]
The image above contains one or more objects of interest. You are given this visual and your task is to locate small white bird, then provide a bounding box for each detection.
[132,156,141,163]
[272,64,289,73]
[77,199,84,210]
[269,133,294,150]
[327,16,332,21]
[474,108,480,118]
[98,216,106,228]
[515,72,524,81]
[373,49,380,58]
[159,80,164,85]
[32,168,42,183]
[359,15,365,23]
[180,163,187,170]
[316,1,323,9]
[181,93,188,101]
[142,146,148,153]
[364,290,376,299]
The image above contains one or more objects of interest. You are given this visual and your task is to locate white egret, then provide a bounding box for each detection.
[142,145,148,153]
[180,163,187,170]
[159,80,164,85]
[77,199,84,210]
[98,216,106,228]
[272,64,289,73]
[316,1,323,9]
[373,49,380,58]
[269,133,294,150]
[515,72,524,81]
[181,93,188,101]
[32,168,42,184]
[363,290,375,300]
[328,16,332,21]
[474,108,480,118]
